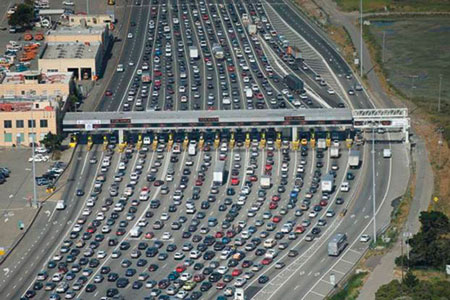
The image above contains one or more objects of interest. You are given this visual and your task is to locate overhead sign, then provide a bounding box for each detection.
[284,116,305,121]
[111,118,131,124]
[198,117,219,122]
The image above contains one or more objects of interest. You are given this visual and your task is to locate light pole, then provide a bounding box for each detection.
[371,126,377,243]
[360,0,363,78]
[438,74,442,113]
[382,31,386,63]
[31,115,38,209]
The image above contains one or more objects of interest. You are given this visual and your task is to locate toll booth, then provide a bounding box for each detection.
[87,135,93,151]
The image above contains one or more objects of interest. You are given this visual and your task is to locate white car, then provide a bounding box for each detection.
[162,232,172,240]
[180,272,192,281]
[127,33,133,39]
[62,1,74,5]
[217,266,229,274]
[360,234,371,243]
[35,147,48,153]
[308,211,318,218]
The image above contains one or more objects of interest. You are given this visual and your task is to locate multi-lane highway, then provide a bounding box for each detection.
[0,0,409,300]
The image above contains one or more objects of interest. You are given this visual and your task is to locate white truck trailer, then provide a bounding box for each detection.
[330,142,340,158]
[321,174,334,193]
[317,138,327,150]
[260,175,271,189]
[348,150,361,169]
[213,161,225,185]
[189,46,199,59]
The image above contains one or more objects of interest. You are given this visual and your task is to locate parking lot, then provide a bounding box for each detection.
[102,0,362,113]
[21,133,365,300]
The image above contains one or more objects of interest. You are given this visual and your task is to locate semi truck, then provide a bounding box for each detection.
[260,175,271,189]
[213,161,225,185]
[189,46,199,59]
[284,75,304,94]
[349,150,361,168]
[321,174,334,193]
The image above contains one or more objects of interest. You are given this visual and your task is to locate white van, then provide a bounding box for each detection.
[263,238,277,248]
[130,226,142,237]
[383,149,392,158]
[340,182,350,192]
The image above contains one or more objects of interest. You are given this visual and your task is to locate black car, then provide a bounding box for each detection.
[76,189,84,196]
[258,275,269,284]
[116,277,129,288]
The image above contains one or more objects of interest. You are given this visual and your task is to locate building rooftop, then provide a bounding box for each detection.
[41,42,100,60]
[46,25,105,36]
[0,71,72,85]
[0,100,55,112]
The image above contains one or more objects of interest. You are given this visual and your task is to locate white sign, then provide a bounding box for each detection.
[85,123,93,130]
[446,265,450,275]
[76,120,101,125]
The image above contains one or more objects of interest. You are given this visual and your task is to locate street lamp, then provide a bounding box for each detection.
[371,126,377,243]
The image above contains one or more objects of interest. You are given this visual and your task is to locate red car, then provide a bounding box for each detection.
[193,274,205,282]
[231,269,242,277]
[195,179,203,186]
[86,226,96,233]
[265,164,272,171]
[261,258,273,265]
[228,66,235,72]
[272,216,282,223]
[154,180,164,186]
[105,90,113,96]
[216,282,226,290]
[249,175,258,182]
[215,231,224,238]
[226,230,236,238]
[272,195,281,202]
[231,178,240,186]
[269,202,278,210]
[116,228,126,236]
[295,226,305,234]
[175,265,186,273]
[145,232,154,239]
[319,200,328,207]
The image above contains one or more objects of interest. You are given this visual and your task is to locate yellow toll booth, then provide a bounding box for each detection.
[300,138,307,146]
[310,137,316,148]
[291,139,300,150]
[103,136,108,151]
[69,134,77,148]
[259,132,266,149]
[326,133,331,148]
[214,132,220,149]
[199,134,204,149]
[229,132,235,149]
[87,135,93,151]
[118,142,127,153]
[152,136,158,151]
[136,134,143,150]
[275,132,281,149]
[346,138,353,149]
[167,133,174,150]
[183,135,189,150]
[245,132,251,148]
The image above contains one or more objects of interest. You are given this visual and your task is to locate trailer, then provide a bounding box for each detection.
[260,175,271,189]
[321,174,334,193]
[189,46,199,59]
[284,75,304,94]
[317,138,327,150]
[348,150,361,168]
[248,24,257,35]
[330,143,340,158]
[213,161,225,185]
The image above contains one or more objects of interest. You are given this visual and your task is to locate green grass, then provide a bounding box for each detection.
[335,0,450,12]
[328,272,368,300]
[366,16,450,142]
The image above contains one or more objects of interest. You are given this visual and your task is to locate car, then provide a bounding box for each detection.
[128,33,133,39]
[360,234,371,243]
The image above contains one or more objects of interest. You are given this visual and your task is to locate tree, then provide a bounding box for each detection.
[40,132,63,153]
[419,211,449,237]
[403,271,418,288]
[8,4,34,28]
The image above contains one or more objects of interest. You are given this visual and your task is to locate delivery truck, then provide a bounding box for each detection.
[141,71,151,84]
[317,138,327,150]
[213,160,225,185]
[321,174,334,193]
[248,24,257,35]
[260,175,271,189]
[284,74,304,94]
[348,150,361,169]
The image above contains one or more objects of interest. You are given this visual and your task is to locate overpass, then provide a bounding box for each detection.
[62,108,410,142]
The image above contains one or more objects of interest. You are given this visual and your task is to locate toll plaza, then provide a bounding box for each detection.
[62,108,410,149]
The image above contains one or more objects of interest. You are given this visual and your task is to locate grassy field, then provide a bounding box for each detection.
[366,17,450,142]
[335,0,450,12]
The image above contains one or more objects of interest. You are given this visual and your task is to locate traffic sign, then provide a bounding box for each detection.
[0,247,5,255]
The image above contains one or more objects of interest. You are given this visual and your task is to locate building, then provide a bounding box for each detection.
[0,71,74,146]
[38,25,111,80]
[0,71,73,100]
[0,100,58,147]
[39,42,102,80]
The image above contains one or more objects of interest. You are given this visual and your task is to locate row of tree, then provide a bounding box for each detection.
[395,211,450,270]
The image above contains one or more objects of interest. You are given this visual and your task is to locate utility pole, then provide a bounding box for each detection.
[438,74,442,113]
[360,0,363,78]
[31,122,38,209]
[372,127,377,243]
[382,31,386,63]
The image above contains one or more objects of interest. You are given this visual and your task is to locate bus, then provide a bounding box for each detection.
[328,233,348,256]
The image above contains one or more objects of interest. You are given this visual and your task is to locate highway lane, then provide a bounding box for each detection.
[0,148,97,299]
